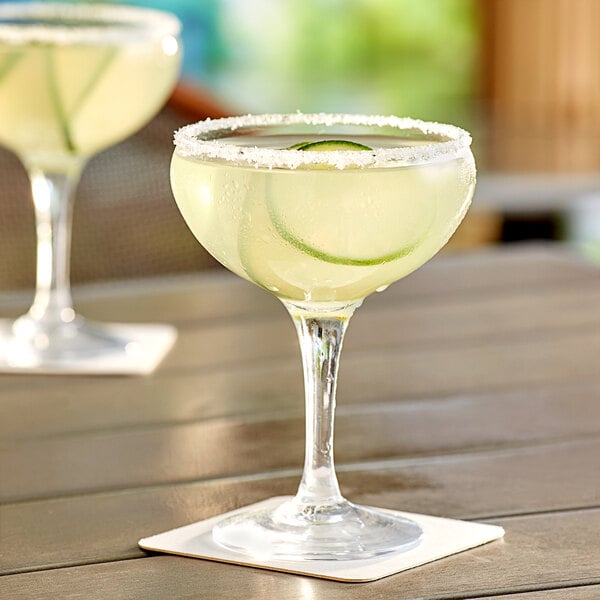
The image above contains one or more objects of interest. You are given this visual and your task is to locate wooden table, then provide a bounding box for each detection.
[1,244,599,599]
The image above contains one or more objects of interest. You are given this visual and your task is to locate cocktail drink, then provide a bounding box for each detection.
[0,3,181,373]
[171,114,475,560]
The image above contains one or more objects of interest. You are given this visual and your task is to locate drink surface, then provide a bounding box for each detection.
[172,134,475,306]
[0,15,180,168]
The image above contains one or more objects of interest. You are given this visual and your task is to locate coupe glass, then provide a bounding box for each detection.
[0,3,181,373]
[171,114,475,560]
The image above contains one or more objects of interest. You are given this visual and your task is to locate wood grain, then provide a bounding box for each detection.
[1,509,599,599]
[473,587,600,600]
[1,246,598,598]
[1,324,596,415]
[76,244,599,325]
[2,378,600,503]
[1,311,600,440]
[0,244,593,324]
[156,279,600,372]
[2,438,599,574]
[0,245,595,389]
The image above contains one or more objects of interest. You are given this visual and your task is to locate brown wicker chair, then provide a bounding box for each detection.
[0,82,232,291]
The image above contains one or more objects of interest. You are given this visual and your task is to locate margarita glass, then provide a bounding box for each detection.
[171,113,475,560]
[0,3,181,373]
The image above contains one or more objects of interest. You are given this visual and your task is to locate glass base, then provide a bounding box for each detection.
[212,497,423,561]
[0,314,177,375]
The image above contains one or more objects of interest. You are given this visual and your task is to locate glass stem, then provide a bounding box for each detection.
[283,301,361,510]
[26,164,83,323]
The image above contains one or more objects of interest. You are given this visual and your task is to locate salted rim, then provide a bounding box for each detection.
[0,3,181,45]
[173,113,473,170]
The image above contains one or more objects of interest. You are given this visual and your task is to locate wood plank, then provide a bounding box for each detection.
[1,508,599,599]
[2,376,600,502]
[1,438,599,574]
[473,587,600,600]
[157,280,600,372]
[2,345,599,442]
[5,319,598,439]
[75,244,600,325]
[0,244,597,392]
[0,271,274,322]
[332,327,600,401]
[2,263,600,437]
[2,271,600,408]
[0,245,593,325]
[1,287,600,439]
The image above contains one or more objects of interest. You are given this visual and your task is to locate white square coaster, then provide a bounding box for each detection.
[0,320,176,375]
[139,496,505,582]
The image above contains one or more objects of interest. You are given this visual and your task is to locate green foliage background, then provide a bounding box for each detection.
[37,0,478,124]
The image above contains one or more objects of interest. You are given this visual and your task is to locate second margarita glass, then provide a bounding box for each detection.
[0,3,181,373]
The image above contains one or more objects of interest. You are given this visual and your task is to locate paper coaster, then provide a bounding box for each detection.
[0,319,177,375]
[139,496,505,582]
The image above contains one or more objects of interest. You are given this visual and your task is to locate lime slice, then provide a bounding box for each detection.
[286,141,311,150]
[0,51,23,85]
[268,140,434,266]
[290,140,372,151]
[53,46,116,117]
[47,45,117,153]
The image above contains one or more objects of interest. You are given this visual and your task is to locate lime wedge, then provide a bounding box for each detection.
[268,140,434,267]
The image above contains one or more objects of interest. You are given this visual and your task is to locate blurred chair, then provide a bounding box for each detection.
[0,82,232,291]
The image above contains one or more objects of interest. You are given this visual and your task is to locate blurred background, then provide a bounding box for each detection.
[2,0,600,290]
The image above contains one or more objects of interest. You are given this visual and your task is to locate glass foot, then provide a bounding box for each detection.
[0,314,176,375]
[212,496,423,561]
